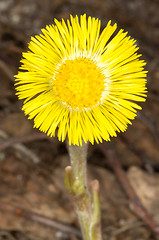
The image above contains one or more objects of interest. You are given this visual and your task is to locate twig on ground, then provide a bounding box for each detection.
[0,200,81,238]
[99,142,159,240]
[0,132,50,152]
[111,221,144,237]
[137,112,159,143]
[13,143,40,164]
[0,130,41,164]
[119,135,159,172]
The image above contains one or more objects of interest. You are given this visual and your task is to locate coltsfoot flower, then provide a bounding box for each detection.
[15,14,147,145]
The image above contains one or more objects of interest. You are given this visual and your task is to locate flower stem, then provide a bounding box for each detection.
[65,142,103,240]
[69,143,88,187]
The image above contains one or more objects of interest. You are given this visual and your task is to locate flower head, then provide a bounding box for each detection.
[15,14,147,145]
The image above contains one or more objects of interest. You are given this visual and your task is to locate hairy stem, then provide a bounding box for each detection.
[65,142,102,240]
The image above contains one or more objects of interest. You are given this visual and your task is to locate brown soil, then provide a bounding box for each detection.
[0,0,159,239]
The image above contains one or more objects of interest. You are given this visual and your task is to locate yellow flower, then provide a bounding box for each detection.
[15,14,147,145]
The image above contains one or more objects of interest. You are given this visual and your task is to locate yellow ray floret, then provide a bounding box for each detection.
[15,14,147,145]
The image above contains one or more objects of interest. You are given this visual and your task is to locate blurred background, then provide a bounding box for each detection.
[0,0,159,240]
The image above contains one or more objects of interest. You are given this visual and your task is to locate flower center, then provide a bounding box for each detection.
[53,58,105,109]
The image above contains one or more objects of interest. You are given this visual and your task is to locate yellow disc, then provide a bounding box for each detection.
[53,58,105,109]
